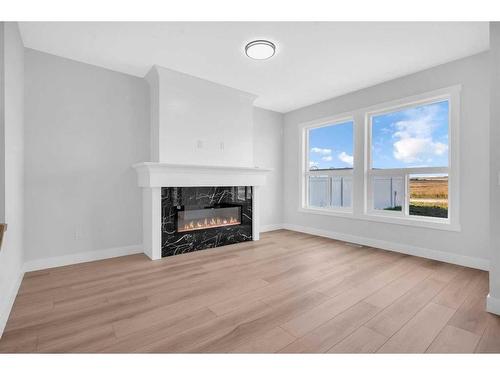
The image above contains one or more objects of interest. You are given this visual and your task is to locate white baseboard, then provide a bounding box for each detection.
[282,223,489,271]
[0,267,24,339]
[260,224,284,233]
[487,294,500,316]
[23,244,144,272]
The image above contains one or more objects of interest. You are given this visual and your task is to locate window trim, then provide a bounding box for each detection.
[298,85,461,232]
[364,86,460,229]
[300,114,355,214]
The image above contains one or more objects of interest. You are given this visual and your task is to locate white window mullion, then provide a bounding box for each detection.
[404,173,410,217]
[327,176,332,208]
[367,167,448,177]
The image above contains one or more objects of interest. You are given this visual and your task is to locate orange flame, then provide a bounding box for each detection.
[179,216,240,232]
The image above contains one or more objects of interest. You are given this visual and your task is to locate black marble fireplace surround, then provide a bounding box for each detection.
[161,186,253,258]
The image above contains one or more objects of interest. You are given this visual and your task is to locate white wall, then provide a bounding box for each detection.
[146,66,256,167]
[0,22,24,336]
[144,66,284,229]
[0,24,4,223]
[24,49,149,263]
[488,22,500,314]
[253,107,283,229]
[283,52,490,268]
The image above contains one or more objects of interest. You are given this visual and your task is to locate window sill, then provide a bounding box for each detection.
[360,213,460,232]
[299,206,461,232]
[298,206,354,218]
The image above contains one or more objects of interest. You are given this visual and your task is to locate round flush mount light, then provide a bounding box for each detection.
[245,40,276,60]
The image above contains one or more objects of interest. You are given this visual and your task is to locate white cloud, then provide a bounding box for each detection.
[338,152,353,166]
[321,155,333,161]
[391,106,448,163]
[393,136,448,163]
[310,147,332,156]
[433,142,448,155]
[309,161,319,168]
[394,138,429,162]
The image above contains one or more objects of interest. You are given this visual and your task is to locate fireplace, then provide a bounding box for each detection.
[132,162,270,260]
[177,205,242,233]
[161,186,252,257]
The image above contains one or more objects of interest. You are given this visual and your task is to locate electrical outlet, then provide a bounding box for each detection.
[74,228,83,240]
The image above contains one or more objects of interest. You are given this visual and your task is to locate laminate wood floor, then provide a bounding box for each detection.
[1,230,499,353]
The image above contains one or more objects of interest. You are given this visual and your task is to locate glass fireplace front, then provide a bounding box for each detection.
[177,205,242,233]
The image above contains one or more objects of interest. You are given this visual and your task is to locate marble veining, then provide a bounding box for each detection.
[161,186,252,257]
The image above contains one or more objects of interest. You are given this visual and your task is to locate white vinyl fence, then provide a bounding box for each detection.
[309,176,352,208]
[309,175,403,210]
[373,176,404,210]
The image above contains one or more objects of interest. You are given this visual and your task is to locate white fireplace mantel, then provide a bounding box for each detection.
[132,162,272,260]
[132,162,271,188]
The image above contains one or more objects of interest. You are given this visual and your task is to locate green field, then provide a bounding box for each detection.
[384,177,449,218]
[385,203,448,218]
[409,202,448,218]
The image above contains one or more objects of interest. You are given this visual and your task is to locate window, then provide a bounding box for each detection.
[304,119,354,211]
[299,86,459,230]
[367,99,451,221]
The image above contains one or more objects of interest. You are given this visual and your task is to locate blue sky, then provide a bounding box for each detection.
[371,100,449,169]
[308,101,449,170]
[308,121,354,170]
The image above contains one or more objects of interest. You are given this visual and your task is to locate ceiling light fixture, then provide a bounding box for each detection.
[245,40,276,60]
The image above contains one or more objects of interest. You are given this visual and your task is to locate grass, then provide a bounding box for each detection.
[409,200,448,209]
[409,177,448,218]
[409,178,448,199]
[384,200,448,219]
[382,177,449,218]
[384,206,402,212]
[409,203,448,218]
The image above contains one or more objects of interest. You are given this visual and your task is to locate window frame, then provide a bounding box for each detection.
[300,114,355,215]
[298,85,461,232]
[364,87,460,229]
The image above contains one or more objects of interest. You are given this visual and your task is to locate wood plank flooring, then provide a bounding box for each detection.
[0,229,499,353]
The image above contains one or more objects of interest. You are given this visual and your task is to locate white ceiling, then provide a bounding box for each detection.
[19,22,489,113]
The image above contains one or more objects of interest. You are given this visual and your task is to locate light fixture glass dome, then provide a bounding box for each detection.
[245,40,276,60]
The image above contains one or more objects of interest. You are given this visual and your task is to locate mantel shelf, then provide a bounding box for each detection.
[132,162,272,188]
[133,162,272,173]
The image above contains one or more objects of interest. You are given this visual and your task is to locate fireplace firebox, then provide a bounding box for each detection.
[161,186,252,257]
[177,205,242,233]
